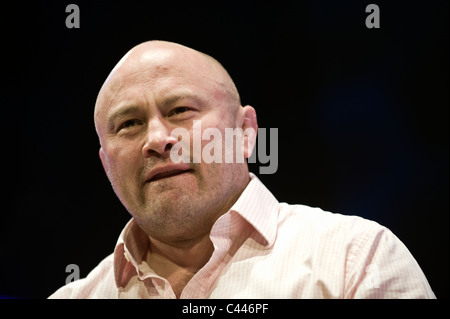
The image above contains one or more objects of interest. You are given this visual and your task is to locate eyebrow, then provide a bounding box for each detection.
[107,105,142,130]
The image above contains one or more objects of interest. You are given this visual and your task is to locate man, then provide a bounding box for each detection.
[49,40,435,298]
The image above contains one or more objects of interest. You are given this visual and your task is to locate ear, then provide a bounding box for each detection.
[99,147,109,176]
[240,105,258,159]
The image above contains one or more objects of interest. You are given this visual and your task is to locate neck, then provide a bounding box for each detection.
[147,232,214,273]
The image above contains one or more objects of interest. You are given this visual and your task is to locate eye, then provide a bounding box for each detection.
[117,119,142,131]
[168,107,191,117]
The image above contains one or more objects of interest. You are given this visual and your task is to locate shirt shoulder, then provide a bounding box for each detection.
[277,203,382,243]
[48,253,116,299]
[276,203,386,270]
[276,203,435,298]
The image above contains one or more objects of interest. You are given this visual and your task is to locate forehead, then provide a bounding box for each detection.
[95,50,227,123]
[103,65,219,110]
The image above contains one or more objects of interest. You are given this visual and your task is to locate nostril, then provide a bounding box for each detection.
[164,143,174,152]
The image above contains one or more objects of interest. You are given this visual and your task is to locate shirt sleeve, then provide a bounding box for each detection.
[344,224,436,299]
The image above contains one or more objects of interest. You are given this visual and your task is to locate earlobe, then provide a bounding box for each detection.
[241,105,258,159]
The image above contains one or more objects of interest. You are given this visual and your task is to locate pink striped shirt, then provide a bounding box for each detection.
[49,173,435,298]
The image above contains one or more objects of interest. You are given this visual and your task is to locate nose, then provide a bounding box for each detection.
[142,116,178,158]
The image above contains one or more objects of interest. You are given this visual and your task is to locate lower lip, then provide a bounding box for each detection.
[147,170,193,183]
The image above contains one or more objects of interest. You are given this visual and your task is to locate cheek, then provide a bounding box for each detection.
[188,120,225,164]
[105,143,142,182]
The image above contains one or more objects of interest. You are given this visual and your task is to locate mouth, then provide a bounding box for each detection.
[145,166,193,184]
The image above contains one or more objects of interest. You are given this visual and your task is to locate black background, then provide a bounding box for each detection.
[1,0,448,298]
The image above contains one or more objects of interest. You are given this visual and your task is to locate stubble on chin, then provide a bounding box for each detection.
[130,178,213,240]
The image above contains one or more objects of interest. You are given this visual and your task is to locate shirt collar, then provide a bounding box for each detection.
[113,172,280,287]
[113,218,150,288]
[229,172,279,248]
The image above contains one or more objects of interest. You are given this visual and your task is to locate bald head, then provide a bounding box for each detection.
[94,40,240,135]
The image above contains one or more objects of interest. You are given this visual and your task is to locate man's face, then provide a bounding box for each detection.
[95,45,249,243]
